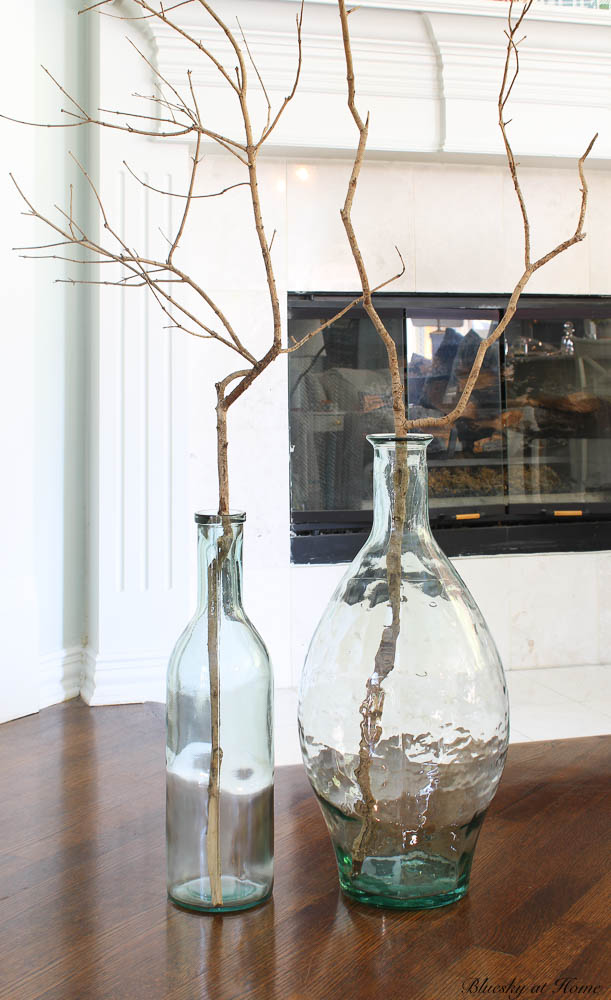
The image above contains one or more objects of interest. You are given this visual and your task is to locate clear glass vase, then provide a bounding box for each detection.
[298,435,509,909]
[166,512,273,913]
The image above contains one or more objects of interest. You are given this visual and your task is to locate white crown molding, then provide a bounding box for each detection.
[439,41,611,108]
[82,648,167,705]
[39,647,83,709]
[275,0,611,26]
[156,24,436,98]
[143,0,611,158]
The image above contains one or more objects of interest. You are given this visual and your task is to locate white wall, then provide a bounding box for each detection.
[177,3,611,693]
[34,0,89,707]
[51,0,611,707]
[0,0,88,722]
[1,0,610,723]
[256,154,611,688]
[0,1,39,723]
[289,552,611,690]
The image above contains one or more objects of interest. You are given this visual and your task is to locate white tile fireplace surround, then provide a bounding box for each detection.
[275,665,611,765]
[30,2,611,733]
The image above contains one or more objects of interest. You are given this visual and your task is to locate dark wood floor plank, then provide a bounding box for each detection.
[0,700,609,1000]
[562,872,611,927]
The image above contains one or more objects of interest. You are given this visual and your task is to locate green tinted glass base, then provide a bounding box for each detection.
[168,875,272,914]
[337,850,471,910]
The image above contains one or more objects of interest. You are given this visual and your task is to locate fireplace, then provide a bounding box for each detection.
[71,0,611,700]
[288,292,611,562]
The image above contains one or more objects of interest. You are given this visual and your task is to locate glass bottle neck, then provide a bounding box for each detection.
[195,520,244,615]
[370,436,432,540]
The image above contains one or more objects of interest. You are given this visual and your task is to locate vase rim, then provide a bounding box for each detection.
[367,433,434,447]
[194,510,246,524]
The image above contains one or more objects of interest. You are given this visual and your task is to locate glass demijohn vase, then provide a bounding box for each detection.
[298,435,509,909]
[166,512,273,912]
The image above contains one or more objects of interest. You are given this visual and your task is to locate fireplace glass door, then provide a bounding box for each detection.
[504,307,611,510]
[289,307,403,514]
[288,294,611,561]
[405,310,504,518]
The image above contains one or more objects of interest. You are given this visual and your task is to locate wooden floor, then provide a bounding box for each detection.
[0,700,610,1000]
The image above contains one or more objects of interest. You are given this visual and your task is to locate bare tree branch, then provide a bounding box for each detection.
[57,275,184,287]
[10,0,368,909]
[128,0,242,94]
[236,16,272,136]
[197,0,247,93]
[124,36,195,122]
[337,0,407,437]
[168,131,201,264]
[0,113,86,130]
[408,0,596,431]
[187,68,202,126]
[499,2,533,270]
[123,160,248,199]
[79,0,117,11]
[9,170,256,361]
[79,0,195,18]
[283,254,406,354]
[333,0,597,879]
[97,105,188,127]
[259,2,304,147]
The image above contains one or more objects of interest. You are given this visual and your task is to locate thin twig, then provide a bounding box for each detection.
[498,1,533,270]
[125,37,194,122]
[79,0,196,18]
[259,2,304,148]
[197,0,247,93]
[283,257,406,354]
[237,16,272,135]
[168,130,201,264]
[132,0,242,94]
[123,161,248,200]
[187,69,202,126]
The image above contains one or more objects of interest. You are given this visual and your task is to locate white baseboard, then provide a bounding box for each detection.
[81,648,167,705]
[39,647,83,709]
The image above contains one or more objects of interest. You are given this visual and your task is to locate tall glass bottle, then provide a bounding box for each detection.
[298,435,509,909]
[166,512,273,913]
